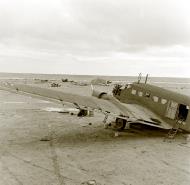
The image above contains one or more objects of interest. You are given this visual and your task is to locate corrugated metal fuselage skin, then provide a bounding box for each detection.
[114,83,190,132]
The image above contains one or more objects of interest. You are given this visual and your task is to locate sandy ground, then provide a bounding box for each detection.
[0,80,190,185]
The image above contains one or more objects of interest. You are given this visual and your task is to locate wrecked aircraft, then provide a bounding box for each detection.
[0,80,189,138]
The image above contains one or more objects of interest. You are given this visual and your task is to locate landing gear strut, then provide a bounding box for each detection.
[77,109,88,117]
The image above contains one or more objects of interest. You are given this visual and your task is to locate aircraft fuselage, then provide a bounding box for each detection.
[113,82,190,132]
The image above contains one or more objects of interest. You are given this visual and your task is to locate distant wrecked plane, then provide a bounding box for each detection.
[0,77,189,138]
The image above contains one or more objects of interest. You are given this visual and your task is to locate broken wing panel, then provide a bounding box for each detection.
[121,103,172,129]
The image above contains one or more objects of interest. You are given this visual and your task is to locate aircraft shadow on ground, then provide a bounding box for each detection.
[47,124,185,146]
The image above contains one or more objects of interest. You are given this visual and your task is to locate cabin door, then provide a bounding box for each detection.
[165,100,178,119]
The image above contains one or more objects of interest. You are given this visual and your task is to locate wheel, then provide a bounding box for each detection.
[115,118,126,130]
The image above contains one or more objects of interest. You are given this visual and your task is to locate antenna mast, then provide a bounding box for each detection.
[137,73,142,84]
[145,74,149,84]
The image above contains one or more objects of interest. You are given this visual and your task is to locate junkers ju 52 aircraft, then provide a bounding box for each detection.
[0,77,190,138]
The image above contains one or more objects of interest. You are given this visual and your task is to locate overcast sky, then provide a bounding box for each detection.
[0,0,190,77]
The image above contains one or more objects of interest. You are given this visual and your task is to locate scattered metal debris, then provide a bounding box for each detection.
[40,136,51,141]
[34,79,48,83]
[81,180,97,185]
[77,109,94,117]
[71,81,89,86]
[61,78,68,82]
[51,83,61,87]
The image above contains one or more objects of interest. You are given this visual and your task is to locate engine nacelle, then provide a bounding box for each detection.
[92,89,108,99]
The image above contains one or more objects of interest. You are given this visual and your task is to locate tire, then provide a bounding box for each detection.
[115,118,126,130]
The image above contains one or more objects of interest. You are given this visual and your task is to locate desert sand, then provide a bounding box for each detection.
[0,74,190,185]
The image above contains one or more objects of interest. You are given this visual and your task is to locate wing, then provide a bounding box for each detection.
[0,83,125,116]
[120,103,172,129]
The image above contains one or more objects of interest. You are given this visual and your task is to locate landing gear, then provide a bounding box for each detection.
[77,109,88,117]
[114,118,126,130]
[77,109,94,117]
[102,114,127,131]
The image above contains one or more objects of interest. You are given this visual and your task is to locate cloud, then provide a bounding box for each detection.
[0,0,190,76]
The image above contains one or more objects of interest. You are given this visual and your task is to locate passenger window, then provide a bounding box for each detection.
[161,98,167,104]
[152,96,159,102]
[131,89,137,95]
[138,91,143,97]
[145,92,150,98]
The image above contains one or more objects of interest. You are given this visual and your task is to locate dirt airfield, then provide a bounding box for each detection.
[0,76,190,185]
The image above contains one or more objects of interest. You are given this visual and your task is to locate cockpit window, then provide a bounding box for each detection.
[161,98,167,104]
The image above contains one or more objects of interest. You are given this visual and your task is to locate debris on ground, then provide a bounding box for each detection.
[81,180,97,185]
[51,83,61,87]
[77,109,94,117]
[34,79,49,84]
[40,136,51,141]
[61,78,69,82]
[71,81,89,86]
